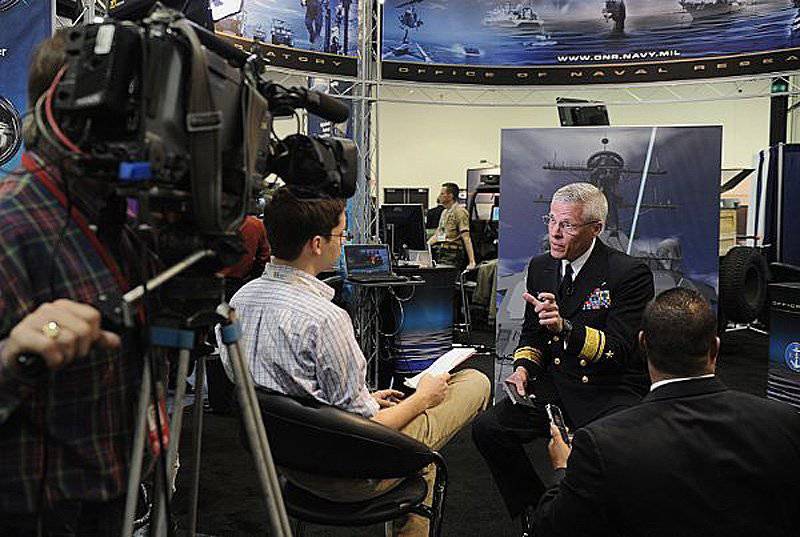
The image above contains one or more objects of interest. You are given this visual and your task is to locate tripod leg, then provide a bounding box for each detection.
[153,348,193,537]
[226,339,293,537]
[187,354,206,537]
[167,348,192,484]
[122,360,153,537]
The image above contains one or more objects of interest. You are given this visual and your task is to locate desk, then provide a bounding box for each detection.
[346,277,425,389]
[389,266,459,382]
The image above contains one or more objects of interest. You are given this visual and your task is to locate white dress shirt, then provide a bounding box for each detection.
[217,263,380,418]
[650,374,716,392]
[562,237,596,280]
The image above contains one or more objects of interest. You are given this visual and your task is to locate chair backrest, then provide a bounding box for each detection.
[255,389,435,479]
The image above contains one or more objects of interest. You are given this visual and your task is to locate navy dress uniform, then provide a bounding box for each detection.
[472,238,654,518]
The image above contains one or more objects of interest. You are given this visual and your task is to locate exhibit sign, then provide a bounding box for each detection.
[381,0,800,85]
[215,0,359,77]
[0,0,52,170]
[496,126,721,358]
[767,283,800,411]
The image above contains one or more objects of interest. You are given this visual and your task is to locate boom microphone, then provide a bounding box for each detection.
[300,89,350,124]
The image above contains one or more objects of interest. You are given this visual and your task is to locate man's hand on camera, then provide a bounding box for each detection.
[415,372,450,409]
[372,389,405,408]
[506,366,529,396]
[1,300,121,371]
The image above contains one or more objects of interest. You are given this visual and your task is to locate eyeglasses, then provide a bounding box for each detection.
[324,230,353,242]
[541,214,599,236]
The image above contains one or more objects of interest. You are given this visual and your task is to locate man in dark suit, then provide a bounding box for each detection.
[472,182,654,533]
[535,288,800,537]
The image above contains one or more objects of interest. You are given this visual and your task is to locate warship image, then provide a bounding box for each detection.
[462,45,482,57]
[482,2,544,29]
[271,19,294,46]
[679,0,744,20]
[252,23,267,43]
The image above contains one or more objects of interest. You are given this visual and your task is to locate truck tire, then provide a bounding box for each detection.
[719,246,768,324]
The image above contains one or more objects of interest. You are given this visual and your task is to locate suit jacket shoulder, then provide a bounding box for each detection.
[535,379,800,537]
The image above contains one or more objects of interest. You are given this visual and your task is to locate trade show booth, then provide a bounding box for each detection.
[3,1,800,536]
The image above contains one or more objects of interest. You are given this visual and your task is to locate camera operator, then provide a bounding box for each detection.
[218,187,491,537]
[0,32,140,536]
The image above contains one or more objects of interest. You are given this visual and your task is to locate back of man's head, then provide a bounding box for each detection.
[442,182,460,201]
[642,288,717,377]
[23,30,68,147]
[263,187,345,261]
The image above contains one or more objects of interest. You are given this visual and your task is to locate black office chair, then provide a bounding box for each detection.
[455,267,479,340]
[253,389,448,536]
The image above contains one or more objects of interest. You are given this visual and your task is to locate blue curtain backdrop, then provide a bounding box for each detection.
[0,1,52,172]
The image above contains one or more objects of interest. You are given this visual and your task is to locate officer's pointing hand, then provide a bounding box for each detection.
[523,292,564,333]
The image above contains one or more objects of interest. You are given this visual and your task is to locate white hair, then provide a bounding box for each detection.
[552,182,608,224]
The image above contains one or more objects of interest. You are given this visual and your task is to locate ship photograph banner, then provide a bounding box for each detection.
[495,126,721,358]
[381,0,800,85]
[215,0,359,77]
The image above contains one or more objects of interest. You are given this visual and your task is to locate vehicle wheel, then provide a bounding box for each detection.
[719,246,768,324]
[717,306,728,335]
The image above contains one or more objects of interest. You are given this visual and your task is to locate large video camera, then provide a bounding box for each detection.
[47,3,356,257]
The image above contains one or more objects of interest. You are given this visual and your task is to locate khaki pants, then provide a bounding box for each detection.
[284,369,491,536]
[433,246,466,271]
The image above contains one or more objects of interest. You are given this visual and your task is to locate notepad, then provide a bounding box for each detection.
[403,347,477,389]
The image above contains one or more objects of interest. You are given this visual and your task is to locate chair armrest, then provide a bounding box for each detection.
[254,390,438,479]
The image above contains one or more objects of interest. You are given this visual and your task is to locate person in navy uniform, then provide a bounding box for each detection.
[535,288,800,537]
[472,182,654,535]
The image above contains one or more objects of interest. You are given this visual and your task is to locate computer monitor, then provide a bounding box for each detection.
[556,97,610,127]
[379,204,427,257]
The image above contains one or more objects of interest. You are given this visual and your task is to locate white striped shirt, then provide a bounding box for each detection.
[218,263,379,418]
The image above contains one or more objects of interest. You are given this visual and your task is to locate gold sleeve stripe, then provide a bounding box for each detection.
[513,346,543,366]
[579,327,606,363]
[594,330,606,362]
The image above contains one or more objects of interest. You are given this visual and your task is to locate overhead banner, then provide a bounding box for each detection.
[381,1,800,85]
[215,0,359,77]
[0,0,52,170]
[495,126,721,358]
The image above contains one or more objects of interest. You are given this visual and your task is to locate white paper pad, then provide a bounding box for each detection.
[403,347,477,389]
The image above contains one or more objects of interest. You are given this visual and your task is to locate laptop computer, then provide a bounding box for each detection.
[407,246,434,268]
[344,244,408,284]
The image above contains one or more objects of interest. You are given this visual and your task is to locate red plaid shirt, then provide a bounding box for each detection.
[0,153,139,513]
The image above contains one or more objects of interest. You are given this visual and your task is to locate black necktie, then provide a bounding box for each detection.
[559,263,573,299]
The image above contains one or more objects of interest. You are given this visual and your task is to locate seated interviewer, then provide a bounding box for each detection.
[217,187,490,537]
[533,288,800,537]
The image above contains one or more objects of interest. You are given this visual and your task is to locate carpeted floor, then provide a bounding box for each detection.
[171,328,768,537]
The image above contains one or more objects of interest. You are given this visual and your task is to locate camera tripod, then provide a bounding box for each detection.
[113,250,293,537]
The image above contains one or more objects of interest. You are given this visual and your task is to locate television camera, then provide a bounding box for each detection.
[24,7,358,535]
[45,2,356,269]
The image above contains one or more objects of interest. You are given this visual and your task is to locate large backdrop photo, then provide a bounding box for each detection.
[381,0,800,84]
[495,126,722,359]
